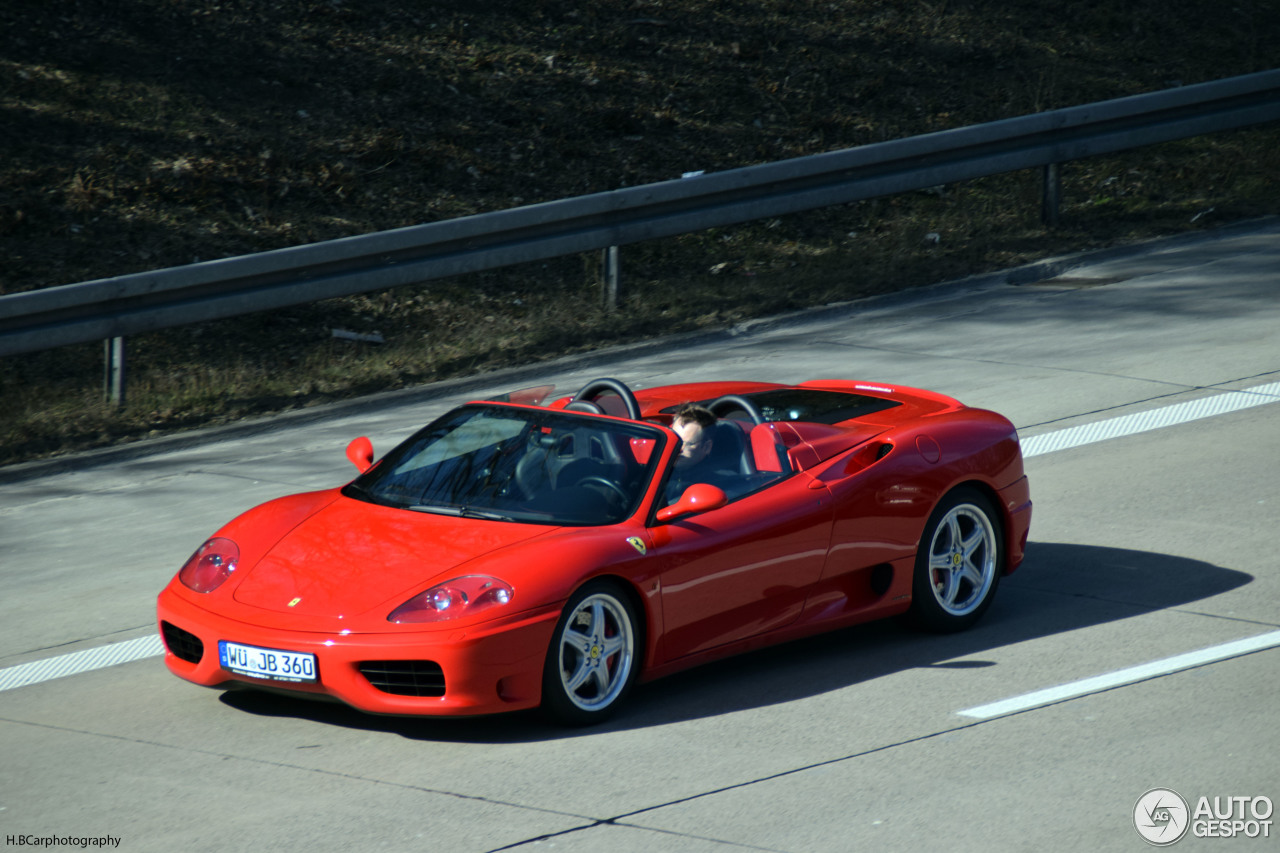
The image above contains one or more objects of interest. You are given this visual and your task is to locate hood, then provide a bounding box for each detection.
[231,496,551,618]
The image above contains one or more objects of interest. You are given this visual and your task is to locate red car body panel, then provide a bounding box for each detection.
[157,378,1031,717]
[650,474,833,661]
[230,498,551,619]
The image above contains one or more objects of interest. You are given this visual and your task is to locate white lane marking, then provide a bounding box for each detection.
[0,635,165,693]
[957,630,1280,719]
[2,380,1277,693]
[1020,381,1280,458]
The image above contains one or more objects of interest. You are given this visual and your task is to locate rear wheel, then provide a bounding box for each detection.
[909,487,1004,633]
[541,581,640,725]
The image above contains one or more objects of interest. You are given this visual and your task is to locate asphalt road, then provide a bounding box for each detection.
[2,220,1278,852]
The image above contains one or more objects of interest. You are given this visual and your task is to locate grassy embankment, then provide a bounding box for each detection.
[2,0,1277,464]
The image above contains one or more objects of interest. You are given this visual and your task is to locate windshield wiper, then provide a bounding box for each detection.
[407,504,515,522]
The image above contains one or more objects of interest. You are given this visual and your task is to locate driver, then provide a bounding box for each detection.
[664,403,735,504]
[672,403,715,471]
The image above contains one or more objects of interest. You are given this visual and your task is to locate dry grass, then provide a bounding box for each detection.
[2,0,1278,465]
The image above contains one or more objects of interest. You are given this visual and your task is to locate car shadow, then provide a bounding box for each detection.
[217,540,1252,742]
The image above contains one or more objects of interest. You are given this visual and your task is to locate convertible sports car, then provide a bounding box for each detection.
[157,377,1031,724]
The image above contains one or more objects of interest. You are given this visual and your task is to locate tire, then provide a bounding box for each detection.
[541,581,640,725]
[908,487,1004,633]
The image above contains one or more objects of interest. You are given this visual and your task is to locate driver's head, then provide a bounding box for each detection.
[672,404,715,470]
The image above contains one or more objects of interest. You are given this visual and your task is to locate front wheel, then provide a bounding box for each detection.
[541,581,640,725]
[908,487,1004,633]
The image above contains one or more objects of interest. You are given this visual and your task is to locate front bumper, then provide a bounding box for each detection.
[156,585,560,716]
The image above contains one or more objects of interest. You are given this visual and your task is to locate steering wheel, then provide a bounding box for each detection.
[708,394,766,425]
[576,475,629,504]
[572,378,642,420]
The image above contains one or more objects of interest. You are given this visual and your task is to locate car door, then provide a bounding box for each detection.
[651,473,833,662]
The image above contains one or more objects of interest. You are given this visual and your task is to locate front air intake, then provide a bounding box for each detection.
[358,660,446,697]
[160,621,204,664]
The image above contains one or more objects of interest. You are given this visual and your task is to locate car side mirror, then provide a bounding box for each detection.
[346,436,375,473]
[655,483,728,522]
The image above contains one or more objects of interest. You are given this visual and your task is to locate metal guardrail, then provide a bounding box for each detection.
[3,69,1279,367]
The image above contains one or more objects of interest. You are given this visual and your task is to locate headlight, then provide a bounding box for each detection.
[389,576,514,624]
[178,538,239,593]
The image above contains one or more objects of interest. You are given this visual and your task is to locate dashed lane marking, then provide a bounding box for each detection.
[0,635,164,693]
[1020,381,1280,458]
[957,630,1280,719]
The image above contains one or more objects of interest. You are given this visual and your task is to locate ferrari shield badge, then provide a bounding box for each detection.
[626,536,647,556]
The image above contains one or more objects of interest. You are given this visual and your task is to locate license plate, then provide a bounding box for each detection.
[219,641,317,683]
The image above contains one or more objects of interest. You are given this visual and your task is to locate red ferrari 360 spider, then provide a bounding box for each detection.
[157,377,1031,724]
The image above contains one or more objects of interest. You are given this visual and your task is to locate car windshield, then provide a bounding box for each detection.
[343,404,667,526]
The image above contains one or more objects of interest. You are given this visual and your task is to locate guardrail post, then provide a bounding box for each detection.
[1042,163,1063,228]
[104,336,126,407]
[602,245,620,312]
